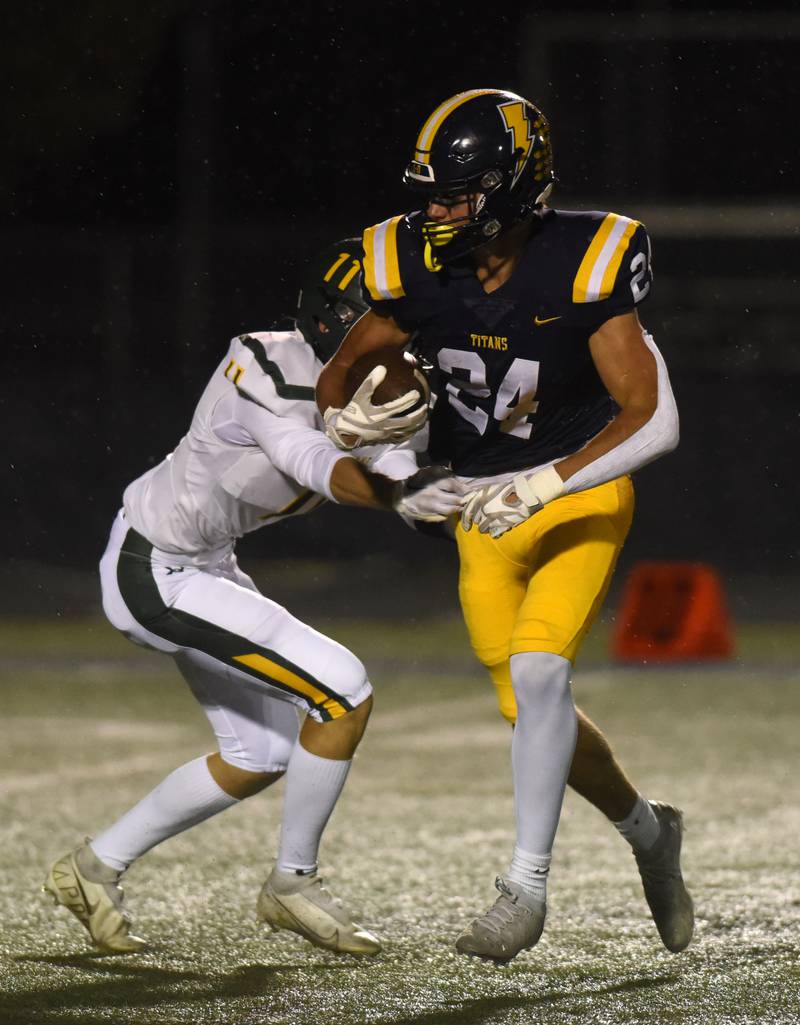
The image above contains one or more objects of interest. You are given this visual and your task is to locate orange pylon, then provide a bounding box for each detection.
[611,561,734,662]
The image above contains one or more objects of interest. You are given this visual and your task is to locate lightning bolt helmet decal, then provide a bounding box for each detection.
[497,100,535,188]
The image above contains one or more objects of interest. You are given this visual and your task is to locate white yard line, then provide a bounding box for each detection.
[6,715,193,739]
[0,754,187,795]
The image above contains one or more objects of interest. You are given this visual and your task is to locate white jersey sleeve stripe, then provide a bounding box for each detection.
[573,213,638,303]
[363,216,404,301]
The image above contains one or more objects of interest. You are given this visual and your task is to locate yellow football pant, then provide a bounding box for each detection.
[456,476,635,723]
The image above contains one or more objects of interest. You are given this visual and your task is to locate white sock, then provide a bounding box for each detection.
[90,755,238,872]
[613,794,661,851]
[510,652,577,861]
[276,743,351,874]
[506,845,551,902]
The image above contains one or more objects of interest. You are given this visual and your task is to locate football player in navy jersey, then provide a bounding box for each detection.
[317,89,693,963]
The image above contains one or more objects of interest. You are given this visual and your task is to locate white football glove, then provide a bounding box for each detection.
[461,465,565,538]
[393,466,468,523]
[324,366,428,450]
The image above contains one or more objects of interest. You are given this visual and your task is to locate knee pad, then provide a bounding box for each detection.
[218,747,291,775]
[304,650,373,724]
[322,650,371,704]
[510,652,573,716]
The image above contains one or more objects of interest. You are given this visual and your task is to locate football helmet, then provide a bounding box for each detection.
[296,238,369,361]
[402,89,556,264]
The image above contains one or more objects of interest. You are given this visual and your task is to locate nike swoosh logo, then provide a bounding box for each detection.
[534,315,561,326]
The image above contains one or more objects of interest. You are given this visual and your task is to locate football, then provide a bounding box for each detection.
[345,347,430,414]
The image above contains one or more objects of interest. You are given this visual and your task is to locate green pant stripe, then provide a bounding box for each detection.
[116,528,352,721]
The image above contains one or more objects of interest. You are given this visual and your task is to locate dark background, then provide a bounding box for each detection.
[2,1,798,615]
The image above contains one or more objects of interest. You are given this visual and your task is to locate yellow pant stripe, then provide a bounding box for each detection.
[572,213,638,302]
[233,653,348,719]
[414,89,500,162]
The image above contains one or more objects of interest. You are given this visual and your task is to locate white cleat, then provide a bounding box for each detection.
[43,840,147,954]
[257,867,381,956]
[455,876,546,964]
[634,801,695,952]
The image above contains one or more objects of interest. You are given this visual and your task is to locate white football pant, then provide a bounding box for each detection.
[99,511,372,773]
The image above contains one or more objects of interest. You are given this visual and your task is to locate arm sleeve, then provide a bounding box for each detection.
[234,393,348,501]
[560,332,679,494]
[354,425,428,481]
[360,445,419,481]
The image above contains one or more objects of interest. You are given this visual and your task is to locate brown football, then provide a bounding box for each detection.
[345,347,430,413]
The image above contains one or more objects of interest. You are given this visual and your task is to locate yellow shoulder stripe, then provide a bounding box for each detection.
[363,215,405,301]
[573,213,639,303]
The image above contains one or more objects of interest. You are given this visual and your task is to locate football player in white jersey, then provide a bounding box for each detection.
[43,238,462,957]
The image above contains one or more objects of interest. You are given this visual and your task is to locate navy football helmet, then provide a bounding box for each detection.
[402,89,556,264]
[296,239,369,361]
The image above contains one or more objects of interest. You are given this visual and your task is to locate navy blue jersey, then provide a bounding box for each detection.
[362,208,653,477]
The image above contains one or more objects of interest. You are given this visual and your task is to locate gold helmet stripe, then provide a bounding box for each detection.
[413,88,502,163]
[573,213,640,303]
[363,215,405,300]
[233,653,349,719]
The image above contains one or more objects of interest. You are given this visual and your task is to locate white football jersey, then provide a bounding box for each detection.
[123,330,418,560]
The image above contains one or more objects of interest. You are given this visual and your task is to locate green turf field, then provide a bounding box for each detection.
[1,615,798,1025]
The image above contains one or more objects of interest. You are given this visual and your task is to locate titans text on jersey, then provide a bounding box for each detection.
[362,208,653,478]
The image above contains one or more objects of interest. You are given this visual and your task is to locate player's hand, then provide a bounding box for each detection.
[461,466,565,538]
[324,367,427,450]
[393,466,468,523]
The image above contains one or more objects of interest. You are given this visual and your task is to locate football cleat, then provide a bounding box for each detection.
[455,876,546,964]
[257,867,381,956]
[43,840,146,954]
[634,801,695,952]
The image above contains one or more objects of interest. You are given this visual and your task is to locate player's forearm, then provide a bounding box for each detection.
[328,457,396,509]
[554,336,679,494]
[554,404,657,482]
[329,459,466,527]
[316,310,413,417]
[315,359,350,415]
